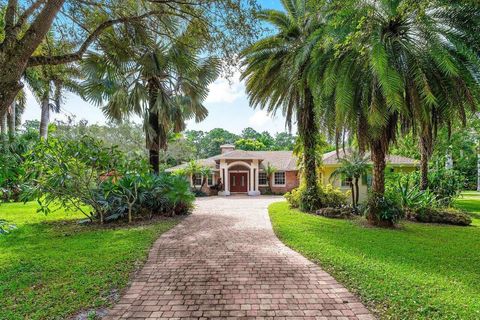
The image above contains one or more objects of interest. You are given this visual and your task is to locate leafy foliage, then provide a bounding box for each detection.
[362,192,404,227]
[413,207,472,226]
[285,183,347,212]
[22,135,193,223]
[0,129,38,202]
[0,220,16,235]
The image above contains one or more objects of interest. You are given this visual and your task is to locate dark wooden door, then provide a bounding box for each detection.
[229,172,248,192]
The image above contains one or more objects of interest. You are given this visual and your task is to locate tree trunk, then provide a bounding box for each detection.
[7,102,16,140]
[128,203,132,223]
[0,112,7,142]
[368,139,390,226]
[40,94,50,140]
[419,136,430,190]
[371,142,386,195]
[477,143,480,192]
[147,79,160,174]
[0,0,66,115]
[350,183,355,208]
[299,89,319,207]
[354,177,360,208]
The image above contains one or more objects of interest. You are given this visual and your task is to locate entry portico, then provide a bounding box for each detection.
[215,149,261,196]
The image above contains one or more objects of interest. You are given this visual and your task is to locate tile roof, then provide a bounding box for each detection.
[166,148,417,172]
[322,149,418,165]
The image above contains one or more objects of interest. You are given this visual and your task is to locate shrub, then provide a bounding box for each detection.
[285,183,347,212]
[315,207,353,219]
[22,135,194,223]
[322,184,348,208]
[386,176,437,218]
[0,130,38,202]
[362,192,404,226]
[22,136,130,222]
[0,220,16,235]
[386,169,463,208]
[428,168,464,207]
[412,207,472,226]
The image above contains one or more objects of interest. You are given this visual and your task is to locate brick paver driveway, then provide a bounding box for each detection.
[105,196,374,319]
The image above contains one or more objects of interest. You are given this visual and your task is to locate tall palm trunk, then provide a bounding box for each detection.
[477,141,480,192]
[299,89,319,207]
[0,111,7,142]
[368,139,390,226]
[7,102,15,140]
[354,177,360,208]
[419,134,432,190]
[39,94,50,140]
[147,78,160,174]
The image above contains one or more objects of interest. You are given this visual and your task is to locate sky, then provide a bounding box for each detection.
[21,0,290,135]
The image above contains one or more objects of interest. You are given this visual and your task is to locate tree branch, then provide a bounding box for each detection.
[27,10,163,67]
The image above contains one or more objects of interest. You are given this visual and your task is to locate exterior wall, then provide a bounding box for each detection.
[192,172,220,196]
[321,165,417,203]
[259,170,300,195]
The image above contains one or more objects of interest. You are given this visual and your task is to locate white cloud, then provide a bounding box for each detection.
[248,110,271,129]
[205,75,244,104]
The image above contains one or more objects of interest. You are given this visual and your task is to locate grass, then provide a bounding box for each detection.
[269,192,480,320]
[0,201,179,319]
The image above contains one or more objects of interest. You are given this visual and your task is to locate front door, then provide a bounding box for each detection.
[229,172,248,193]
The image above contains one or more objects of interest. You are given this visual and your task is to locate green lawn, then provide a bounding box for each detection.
[269,192,480,320]
[0,202,179,319]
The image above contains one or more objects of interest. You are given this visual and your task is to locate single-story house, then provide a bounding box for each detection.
[166,144,417,201]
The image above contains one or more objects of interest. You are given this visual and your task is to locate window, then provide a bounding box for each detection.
[341,174,352,187]
[274,172,286,185]
[259,172,268,185]
[362,174,372,187]
[207,174,213,186]
[192,175,202,186]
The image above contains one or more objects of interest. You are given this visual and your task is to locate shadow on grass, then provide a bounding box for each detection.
[0,214,180,319]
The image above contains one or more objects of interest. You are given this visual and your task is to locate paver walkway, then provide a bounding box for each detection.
[104,196,374,319]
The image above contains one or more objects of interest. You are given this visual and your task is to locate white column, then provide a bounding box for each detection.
[218,160,230,196]
[248,160,261,196]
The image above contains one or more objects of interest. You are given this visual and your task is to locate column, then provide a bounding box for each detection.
[218,160,230,196]
[248,160,261,196]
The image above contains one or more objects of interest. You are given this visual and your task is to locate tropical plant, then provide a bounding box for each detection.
[0,0,259,122]
[184,160,202,192]
[199,166,212,189]
[0,128,38,202]
[82,24,220,173]
[22,136,128,222]
[241,0,324,210]
[329,151,370,208]
[285,182,347,211]
[0,220,16,235]
[264,163,277,194]
[309,0,480,225]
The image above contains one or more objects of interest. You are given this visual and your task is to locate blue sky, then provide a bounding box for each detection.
[22,0,289,135]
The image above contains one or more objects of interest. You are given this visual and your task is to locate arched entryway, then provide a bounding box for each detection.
[228,163,250,193]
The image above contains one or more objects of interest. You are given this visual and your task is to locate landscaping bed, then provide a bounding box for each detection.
[269,192,480,319]
[0,201,179,319]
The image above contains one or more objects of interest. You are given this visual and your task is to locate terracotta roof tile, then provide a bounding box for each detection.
[166,148,417,172]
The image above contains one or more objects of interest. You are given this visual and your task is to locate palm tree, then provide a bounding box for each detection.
[241,0,325,209]
[83,31,219,174]
[330,151,370,209]
[264,163,277,194]
[1,92,25,142]
[312,0,480,225]
[24,63,81,140]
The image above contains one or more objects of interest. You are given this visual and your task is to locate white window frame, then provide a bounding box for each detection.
[258,172,268,186]
[273,171,286,186]
[192,175,203,187]
[207,174,214,186]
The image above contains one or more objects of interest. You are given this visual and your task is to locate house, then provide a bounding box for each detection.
[166,145,417,200]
